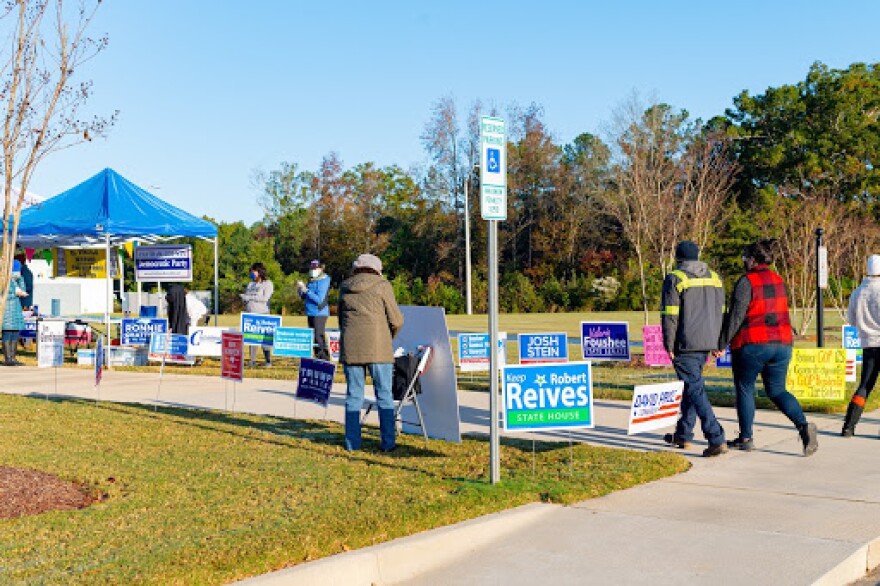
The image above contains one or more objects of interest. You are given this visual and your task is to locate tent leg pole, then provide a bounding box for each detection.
[213,237,219,326]
[105,234,112,366]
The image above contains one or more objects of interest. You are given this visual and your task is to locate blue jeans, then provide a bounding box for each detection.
[673,352,725,446]
[344,363,395,451]
[1,330,19,343]
[731,344,806,439]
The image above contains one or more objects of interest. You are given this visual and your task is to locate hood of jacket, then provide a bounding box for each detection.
[342,272,385,293]
[675,259,710,278]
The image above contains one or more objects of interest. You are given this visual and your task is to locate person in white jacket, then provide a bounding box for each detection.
[842,254,880,436]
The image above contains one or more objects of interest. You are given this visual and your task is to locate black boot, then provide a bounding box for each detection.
[841,401,864,437]
[5,340,22,366]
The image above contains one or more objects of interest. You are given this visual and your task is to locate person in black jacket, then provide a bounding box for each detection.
[660,241,727,457]
[165,284,188,335]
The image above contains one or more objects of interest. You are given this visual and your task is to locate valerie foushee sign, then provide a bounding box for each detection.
[503,362,593,432]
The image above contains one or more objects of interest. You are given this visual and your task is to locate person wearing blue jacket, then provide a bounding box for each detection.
[298,260,331,360]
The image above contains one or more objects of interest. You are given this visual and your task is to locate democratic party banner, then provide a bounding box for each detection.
[121,318,168,346]
[133,244,192,282]
[295,357,337,407]
[188,326,230,357]
[459,332,507,371]
[273,327,314,358]
[503,362,593,432]
[37,320,65,368]
[148,332,189,363]
[326,330,341,362]
[715,347,733,368]
[518,332,568,365]
[240,313,282,346]
[786,348,847,401]
[627,381,684,435]
[581,321,630,361]
[221,332,244,382]
[642,325,671,366]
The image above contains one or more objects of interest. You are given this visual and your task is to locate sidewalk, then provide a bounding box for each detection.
[2,367,878,585]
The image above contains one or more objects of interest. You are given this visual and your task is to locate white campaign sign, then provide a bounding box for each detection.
[37,320,65,368]
[480,116,507,220]
[627,381,684,435]
[188,326,230,357]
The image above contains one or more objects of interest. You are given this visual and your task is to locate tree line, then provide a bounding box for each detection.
[184,61,879,334]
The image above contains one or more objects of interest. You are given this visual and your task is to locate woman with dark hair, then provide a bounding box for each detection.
[240,261,274,367]
[717,239,818,456]
[338,253,404,451]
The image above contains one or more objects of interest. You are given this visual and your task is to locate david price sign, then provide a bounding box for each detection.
[134,245,192,282]
[580,321,630,361]
[503,362,593,432]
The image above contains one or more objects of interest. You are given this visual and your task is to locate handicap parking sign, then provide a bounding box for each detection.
[487,148,501,173]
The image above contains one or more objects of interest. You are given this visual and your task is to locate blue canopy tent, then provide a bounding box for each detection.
[16,168,220,348]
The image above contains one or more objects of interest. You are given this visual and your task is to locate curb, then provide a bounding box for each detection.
[233,502,558,586]
[812,536,880,585]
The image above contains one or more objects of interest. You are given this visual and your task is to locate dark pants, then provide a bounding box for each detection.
[731,344,806,439]
[308,315,329,360]
[851,346,880,402]
[673,351,725,447]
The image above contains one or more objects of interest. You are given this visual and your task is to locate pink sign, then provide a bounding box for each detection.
[221,332,244,382]
[642,325,672,366]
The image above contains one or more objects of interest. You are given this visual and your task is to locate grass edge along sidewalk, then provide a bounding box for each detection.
[0,394,689,585]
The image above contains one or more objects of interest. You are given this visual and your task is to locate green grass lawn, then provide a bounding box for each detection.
[0,394,688,585]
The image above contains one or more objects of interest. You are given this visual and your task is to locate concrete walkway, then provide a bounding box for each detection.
[1,366,879,585]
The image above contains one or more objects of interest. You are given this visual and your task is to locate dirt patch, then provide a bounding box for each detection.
[0,466,98,519]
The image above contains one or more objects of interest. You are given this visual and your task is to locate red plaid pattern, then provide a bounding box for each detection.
[730,267,793,350]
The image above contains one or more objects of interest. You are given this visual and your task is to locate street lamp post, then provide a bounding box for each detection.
[464,165,478,315]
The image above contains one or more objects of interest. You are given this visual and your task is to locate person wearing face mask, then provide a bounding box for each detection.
[297,260,331,361]
[2,260,28,366]
[717,239,818,456]
[240,262,274,367]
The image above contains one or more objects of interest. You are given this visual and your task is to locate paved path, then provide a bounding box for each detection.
[1,367,878,585]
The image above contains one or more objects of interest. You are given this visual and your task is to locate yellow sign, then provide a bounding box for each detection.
[53,248,120,279]
[786,348,847,401]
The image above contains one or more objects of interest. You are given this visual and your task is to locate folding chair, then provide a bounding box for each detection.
[362,346,432,441]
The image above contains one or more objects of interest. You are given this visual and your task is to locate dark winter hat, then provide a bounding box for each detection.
[310,259,322,269]
[352,253,383,275]
[675,240,700,261]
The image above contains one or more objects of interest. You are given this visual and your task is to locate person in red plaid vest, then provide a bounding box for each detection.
[717,239,818,456]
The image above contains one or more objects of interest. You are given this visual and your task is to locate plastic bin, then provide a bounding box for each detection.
[140,305,158,318]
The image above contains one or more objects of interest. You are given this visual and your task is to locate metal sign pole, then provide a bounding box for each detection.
[488,218,500,484]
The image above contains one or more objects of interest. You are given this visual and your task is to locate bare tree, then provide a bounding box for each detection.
[0,0,112,320]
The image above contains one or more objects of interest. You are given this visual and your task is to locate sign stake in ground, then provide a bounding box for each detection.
[481,115,507,484]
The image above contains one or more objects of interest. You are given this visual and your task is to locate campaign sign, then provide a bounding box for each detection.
[326,330,341,362]
[37,320,65,368]
[121,318,168,346]
[581,321,630,361]
[627,381,684,435]
[221,332,244,382]
[148,332,189,362]
[715,347,733,368]
[459,332,508,371]
[240,313,282,346]
[134,244,192,282]
[296,357,337,407]
[786,348,847,401]
[843,325,861,350]
[642,325,671,366]
[846,349,859,383]
[273,327,314,358]
[188,326,229,357]
[518,332,568,365]
[503,362,593,432]
[95,336,104,386]
[20,319,37,340]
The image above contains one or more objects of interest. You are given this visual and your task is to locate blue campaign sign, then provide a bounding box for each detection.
[134,244,192,282]
[518,332,568,364]
[20,319,37,339]
[459,333,491,371]
[580,321,630,361]
[148,332,189,362]
[843,325,861,350]
[503,362,593,432]
[240,313,282,346]
[273,327,314,358]
[296,357,337,406]
[715,346,733,368]
[121,318,168,346]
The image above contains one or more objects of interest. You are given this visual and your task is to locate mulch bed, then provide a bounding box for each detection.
[0,466,96,519]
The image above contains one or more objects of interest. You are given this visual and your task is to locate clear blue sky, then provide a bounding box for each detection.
[28,0,880,226]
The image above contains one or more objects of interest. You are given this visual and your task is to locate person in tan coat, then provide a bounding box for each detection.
[338,253,404,451]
